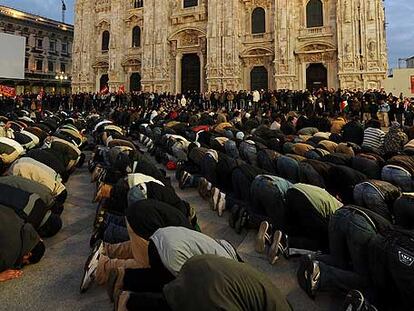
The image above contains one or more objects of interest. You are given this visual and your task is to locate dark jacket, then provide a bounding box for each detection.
[0,207,39,272]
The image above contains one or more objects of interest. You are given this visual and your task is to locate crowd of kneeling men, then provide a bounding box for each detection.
[0,110,86,282]
[78,106,414,311]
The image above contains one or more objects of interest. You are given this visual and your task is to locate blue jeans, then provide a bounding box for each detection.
[353,182,392,221]
[277,156,300,183]
[200,153,218,185]
[382,166,413,192]
[103,214,129,244]
[251,176,292,230]
[316,208,377,294]
[224,140,240,159]
[239,142,257,167]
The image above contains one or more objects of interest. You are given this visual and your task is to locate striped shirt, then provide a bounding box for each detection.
[362,127,385,152]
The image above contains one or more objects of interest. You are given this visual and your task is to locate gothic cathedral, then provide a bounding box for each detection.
[72,0,387,93]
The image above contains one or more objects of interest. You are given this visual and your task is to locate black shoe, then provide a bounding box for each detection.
[80,240,103,293]
[228,204,241,228]
[343,290,378,311]
[235,208,248,234]
[297,255,320,299]
[89,225,105,248]
[179,171,191,189]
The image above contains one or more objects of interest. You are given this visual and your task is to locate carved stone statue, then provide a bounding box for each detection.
[344,0,351,23]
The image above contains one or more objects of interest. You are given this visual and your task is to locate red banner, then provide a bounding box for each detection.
[37,87,45,101]
[100,85,109,94]
[118,85,125,94]
[0,85,16,97]
[411,76,414,94]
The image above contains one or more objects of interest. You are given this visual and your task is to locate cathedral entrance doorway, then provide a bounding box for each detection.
[181,53,200,93]
[250,66,268,91]
[306,63,327,91]
[130,73,141,91]
[100,74,109,91]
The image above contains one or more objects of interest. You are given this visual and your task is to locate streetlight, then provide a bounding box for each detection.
[55,72,68,93]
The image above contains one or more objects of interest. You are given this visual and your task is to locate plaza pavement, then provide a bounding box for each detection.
[0,152,341,311]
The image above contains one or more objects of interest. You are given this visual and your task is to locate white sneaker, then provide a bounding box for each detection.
[80,240,103,293]
[210,187,220,211]
[255,221,271,253]
[217,193,226,216]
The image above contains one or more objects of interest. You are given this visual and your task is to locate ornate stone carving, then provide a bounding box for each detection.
[180,30,199,47]
[344,0,351,23]
[95,0,111,13]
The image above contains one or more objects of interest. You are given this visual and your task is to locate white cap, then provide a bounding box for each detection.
[236,132,245,140]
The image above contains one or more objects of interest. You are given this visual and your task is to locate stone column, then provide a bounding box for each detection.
[175,53,182,93]
[198,51,204,93]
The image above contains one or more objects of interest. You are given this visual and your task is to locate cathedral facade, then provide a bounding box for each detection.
[72,0,388,93]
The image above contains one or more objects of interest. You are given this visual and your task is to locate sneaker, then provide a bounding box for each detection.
[210,187,220,211]
[80,240,103,293]
[179,171,191,189]
[197,177,208,199]
[297,255,320,299]
[228,204,241,228]
[268,230,283,264]
[116,291,130,311]
[279,233,290,259]
[107,268,125,303]
[256,221,271,254]
[89,225,104,248]
[342,290,378,311]
[235,208,248,234]
[93,206,107,229]
[217,193,226,217]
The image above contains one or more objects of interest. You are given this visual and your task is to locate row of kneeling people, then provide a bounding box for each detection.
[78,116,397,311]
[136,116,414,311]
[81,119,301,311]
[0,110,86,282]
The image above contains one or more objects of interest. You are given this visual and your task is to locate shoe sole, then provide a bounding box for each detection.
[297,255,317,300]
[235,209,247,234]
[210,188,219,210]
[268,231,282,265]
[255,222,269,253]
[80,241,102,293]
[228,205,241,228]
[179,172,189,189]
[343,289,364,311]
[217,196,225,216]
[197,179,206,198]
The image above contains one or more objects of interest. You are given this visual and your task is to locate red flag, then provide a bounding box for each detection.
[37,87,45,101]
[100,85,109,94]
[411,76,414,94]
[0,85,16,97]
[118,85,125,94]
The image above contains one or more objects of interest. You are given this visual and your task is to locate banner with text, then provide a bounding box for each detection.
[0,85,16,97]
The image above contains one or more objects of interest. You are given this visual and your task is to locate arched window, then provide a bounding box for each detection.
[101,30,110,51]
[252,7,266,34]
[133,0,143,8]
[183,0,197,8]
[132,26,141,48]
[306,0,323,28]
